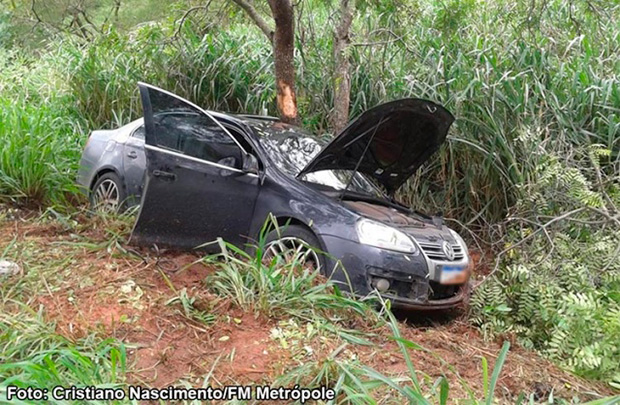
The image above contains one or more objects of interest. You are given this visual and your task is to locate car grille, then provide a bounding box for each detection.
[417,241,464,261]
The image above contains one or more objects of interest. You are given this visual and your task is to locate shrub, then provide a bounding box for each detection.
[471,150,620,383]
[0,304,126,401]
[2,0,618,225]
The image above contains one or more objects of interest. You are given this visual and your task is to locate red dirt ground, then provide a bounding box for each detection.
[0,210,614,402]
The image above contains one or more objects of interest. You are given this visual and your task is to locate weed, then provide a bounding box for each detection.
[0,304,126,403]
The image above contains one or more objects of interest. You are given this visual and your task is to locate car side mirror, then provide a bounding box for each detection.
[217,156,238,168]
[242,153,259,174]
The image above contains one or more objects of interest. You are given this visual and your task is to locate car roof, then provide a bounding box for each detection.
[208,111,278,126]
[209,111,320,141]
[125,110,316,142]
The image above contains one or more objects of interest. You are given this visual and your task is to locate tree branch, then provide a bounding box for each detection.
[475,207,585,288]
[474,206,620,289]
[351,28,419,57]
[230,0,274,42]
[175,3,212,38]
[30,0,42,24]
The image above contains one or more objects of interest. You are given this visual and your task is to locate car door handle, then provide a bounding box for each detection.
[127,151,138,159]
[152,170,176,180]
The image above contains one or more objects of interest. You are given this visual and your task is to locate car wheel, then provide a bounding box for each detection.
[264,225,325,271]
[90,172,126,213]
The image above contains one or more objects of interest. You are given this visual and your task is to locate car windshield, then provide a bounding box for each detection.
[254,122,383,197]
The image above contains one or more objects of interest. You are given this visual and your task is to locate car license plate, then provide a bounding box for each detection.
[439,265,468,285]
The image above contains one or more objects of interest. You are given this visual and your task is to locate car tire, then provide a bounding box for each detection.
[90,172,127,213]
[263,225,326,272]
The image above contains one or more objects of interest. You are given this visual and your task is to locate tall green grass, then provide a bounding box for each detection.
[0,98,82,205]
[2,0,617,223]
[0,47,85,206]
[202,225,380,346]
[0,304,126,403]
[204,238,372,318]
[277,316,512,404]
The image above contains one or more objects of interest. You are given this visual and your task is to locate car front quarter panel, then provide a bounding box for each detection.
[245,168,470,309]
[320,234,428,295]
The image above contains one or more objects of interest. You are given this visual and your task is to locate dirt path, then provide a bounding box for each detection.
[0,210,614,402]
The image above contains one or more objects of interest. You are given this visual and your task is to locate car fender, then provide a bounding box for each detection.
[89,164,126,195]
[247,175,361,250]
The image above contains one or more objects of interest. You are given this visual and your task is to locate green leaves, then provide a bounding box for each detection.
[0,310,126,402]
[472,227,620,382]
[485,341,510,405]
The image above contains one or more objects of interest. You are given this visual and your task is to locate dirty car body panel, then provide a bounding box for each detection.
[77,83,471,310]
[77,120,145,205]
[130,84,260,249]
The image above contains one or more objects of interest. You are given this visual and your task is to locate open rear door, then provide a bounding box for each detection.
[130,83,260,250]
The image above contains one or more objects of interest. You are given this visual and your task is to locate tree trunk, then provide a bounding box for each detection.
[267,0,298,124]
[331,0,353,134]
[113,0,121,21]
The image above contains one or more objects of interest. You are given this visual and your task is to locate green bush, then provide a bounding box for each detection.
[472,233,619,382]
[472,151,620,383]
[2,0,618,224]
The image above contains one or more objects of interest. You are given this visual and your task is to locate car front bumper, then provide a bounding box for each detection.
[382,282,470,310]
[320,234,470,310]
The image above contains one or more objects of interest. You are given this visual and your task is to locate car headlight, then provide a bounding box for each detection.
[356,219,417,254]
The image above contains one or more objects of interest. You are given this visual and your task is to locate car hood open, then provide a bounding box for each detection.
[298,99,455,194]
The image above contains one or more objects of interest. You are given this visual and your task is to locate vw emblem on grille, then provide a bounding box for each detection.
[442,241,455,261]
